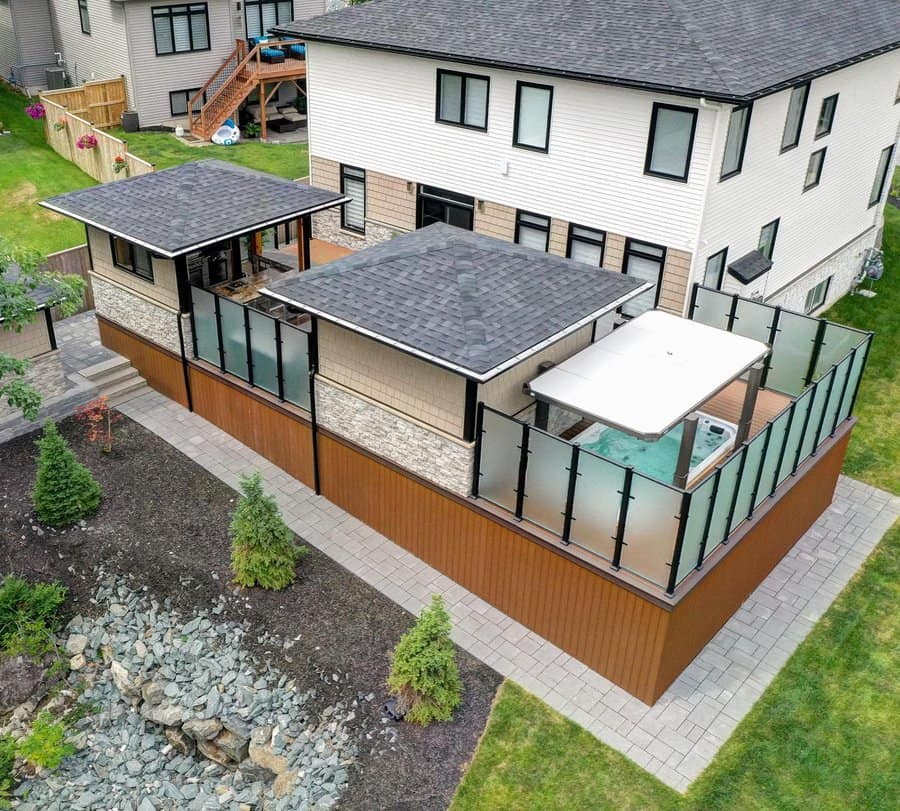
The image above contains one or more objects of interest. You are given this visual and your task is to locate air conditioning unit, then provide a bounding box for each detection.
[45,67,67,90]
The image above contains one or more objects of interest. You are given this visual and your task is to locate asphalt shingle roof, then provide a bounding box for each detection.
[276,0,900,101]
[2,264,58,311]
[40,160,346,257]
[265,223,645,379]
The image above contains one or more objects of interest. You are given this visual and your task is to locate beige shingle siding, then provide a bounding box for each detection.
[366,170,416,231]
[474,201,515,242]
[0,318,53,360]
[658,248,692,315]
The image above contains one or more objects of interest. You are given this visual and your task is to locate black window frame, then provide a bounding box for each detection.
[78,0,90,35]
[244,0,294,41]
[168,88,205,117]
[434,69,489,131]
[868,144,895,208]
[109,235,155,282]
[703,248,729,290]
[780,82,810,153]
[804,276,832,315]
[415,184,475,231]
[340,164,366,235]
[566,224,606,267]
[720,104,752,181]
[803,147,827,192]
[758,219,780,262]
[152,3,211,57]
[620,238,667,318]
[815,94,838,139]
[644,102,698,183]
[514,210,550,252]
[512,80,553,153]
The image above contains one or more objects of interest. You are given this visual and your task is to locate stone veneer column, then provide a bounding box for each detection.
[91,275,183,355]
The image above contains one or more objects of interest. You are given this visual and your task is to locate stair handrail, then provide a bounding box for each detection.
[188,39,247,134]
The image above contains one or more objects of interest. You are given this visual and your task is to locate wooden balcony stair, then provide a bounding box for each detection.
[188,39,308,141]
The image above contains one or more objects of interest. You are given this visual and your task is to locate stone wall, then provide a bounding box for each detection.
[92,275,183,355]
[316,378,474,497]
[0,351,67,421]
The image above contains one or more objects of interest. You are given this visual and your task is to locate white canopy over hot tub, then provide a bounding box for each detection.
[527,310,770,441]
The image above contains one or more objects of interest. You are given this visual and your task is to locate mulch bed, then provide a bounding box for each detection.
[0,417,502,810]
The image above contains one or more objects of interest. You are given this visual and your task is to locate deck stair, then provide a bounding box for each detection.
[79,356,149,408]
[189,38,308,140]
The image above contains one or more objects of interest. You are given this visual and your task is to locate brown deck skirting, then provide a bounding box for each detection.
[98,318,854,704]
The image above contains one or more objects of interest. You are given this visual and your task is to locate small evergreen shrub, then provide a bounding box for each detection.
[32,421,102,528]
[0,576,67,657]
[230,472,305,590]
[16,712,74,770]
[387,595,462,725]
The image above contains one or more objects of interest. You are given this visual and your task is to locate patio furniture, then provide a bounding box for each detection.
[278,106,307,127]
[285,43,306,60]
[260,46,285,64]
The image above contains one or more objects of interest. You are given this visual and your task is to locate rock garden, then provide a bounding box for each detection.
[0,415,501,810]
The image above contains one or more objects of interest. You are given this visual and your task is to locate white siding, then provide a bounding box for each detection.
[0,1,17,84]
[698,50,900,300]
[293,0,327,19]
[124,0,238,126]
[306,43,714,250]
[8,0,56,88]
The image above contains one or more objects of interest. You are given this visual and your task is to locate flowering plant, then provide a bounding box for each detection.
[24,102,45,120]
[112,155,128,174]
[76,133,98,150]
[52,116,67,132]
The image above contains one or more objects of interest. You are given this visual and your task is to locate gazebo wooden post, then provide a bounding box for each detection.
[296,215,310,271]
[735,362,765,446]
[674,412,700,489]
[260,81,267,139]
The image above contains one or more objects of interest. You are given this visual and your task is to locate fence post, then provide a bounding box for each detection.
[726,293,739,331]
[761,306,782,389]
[243,306,254,387]
[213,294,225,371]
[696,467,721,568]
[792,392,816,474]
[723,444,748,540]
[471,403,485,498]
[666,491,693,595]
[611,467,634,569]
[812,366,837,452]
[845,334,874,417]
[274,319,285,401]
[513,423,530,520]
[560,444,580,545]
[803,319,829,387]
[771,401,796,493]
[748,421,773,518]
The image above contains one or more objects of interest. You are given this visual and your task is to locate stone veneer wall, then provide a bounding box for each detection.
[316,378,474,497]
[92,275,186,355]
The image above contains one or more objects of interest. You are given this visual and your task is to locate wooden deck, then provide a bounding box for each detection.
[248,57,308,81]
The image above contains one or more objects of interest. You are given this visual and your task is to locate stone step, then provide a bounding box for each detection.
[104,377,150,408]
[91,364,140,389]
[79,355,131,382]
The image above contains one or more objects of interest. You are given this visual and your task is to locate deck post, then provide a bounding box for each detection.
[611,466,634,570]
[296,215,311,271]
[734,362,764,446]
[674,413,699,489]
[260,81,267,140]
[560,444,580,545]
[513,423,530,520]
[666,491,693,595]
[695,466,721,568]
[471,403,485,498]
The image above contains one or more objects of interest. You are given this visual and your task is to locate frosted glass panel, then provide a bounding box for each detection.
[799,370,832,461]
[219,299,248,380]
[766,311,819,395]
[569,451,624,562]
[281,325,310,410]
[756,411,789,506]
[732,299,774,344]
[692,286,731,330]
[191,287,219,364]
[677,475,715,584]
[837,343,868,423]
[522,431,571,535]
[814,323,864,379]
[479,410,522,512]
[820,354,851,440]
[777,391,812,484]
[248,311,278,395]
[705,453,742,555]
[731,437,764,531]
[620,474,681,587]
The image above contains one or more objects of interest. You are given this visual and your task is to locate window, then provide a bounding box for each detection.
[169,88,204,117]
[721,105,751,179]
[78,0,90,34]
[153,4,210,55]
[703,248,728,290]
[804,148,826,191]
[513,81,552,152]
[435,70,489,130]
[416,185,474,230]
[815,94,838,138]
[566,224,605,267]
[804,277,831,314]
[245,0,293,40]
[781,83,809,151]
[621,240,666,317]
[110,236,154,282]
[340,165,366,234]
[758,219,780,262]
[645,103,698,181]
[514,211,550,252]
[869,145,895,207]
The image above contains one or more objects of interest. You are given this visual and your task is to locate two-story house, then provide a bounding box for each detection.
[276,0,900,317]
[1,0,333,127]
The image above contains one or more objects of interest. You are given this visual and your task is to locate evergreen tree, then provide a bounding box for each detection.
[387,595,462,725]
[32,421,102,528]
[230,471,305,590]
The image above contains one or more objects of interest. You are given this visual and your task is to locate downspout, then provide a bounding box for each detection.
[307,316,321,495]
[685,96,725,314]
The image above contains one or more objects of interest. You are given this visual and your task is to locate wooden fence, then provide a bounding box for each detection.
[46,244,93,318]
[40,97,154,184]
[40,77,127,129]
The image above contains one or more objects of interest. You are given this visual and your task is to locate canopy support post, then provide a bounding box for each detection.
[735,362,764,446]
[674,412,699,489]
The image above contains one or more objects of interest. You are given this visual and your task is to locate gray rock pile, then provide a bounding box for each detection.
[13,578,356,811]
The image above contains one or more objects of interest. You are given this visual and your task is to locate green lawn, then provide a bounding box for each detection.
[0,84,94,254]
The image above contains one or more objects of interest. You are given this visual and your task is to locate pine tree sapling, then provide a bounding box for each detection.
[32,421,102,528]
[230,471,306,590]
[387,595,462,725]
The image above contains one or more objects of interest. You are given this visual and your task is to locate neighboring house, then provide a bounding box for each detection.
[3,0,331,126]
[0,0,58,91]
[276,0,900,317]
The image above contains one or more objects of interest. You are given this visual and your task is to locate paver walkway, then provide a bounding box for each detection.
[114,389,900,792]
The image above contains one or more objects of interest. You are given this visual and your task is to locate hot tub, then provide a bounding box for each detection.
[572,412,736,485]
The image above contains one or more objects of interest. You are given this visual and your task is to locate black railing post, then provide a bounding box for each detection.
[792,392,816,474]
[560,444,580,545]
[213,294,225,371]
[471,403,485,498]
[513,423,530,520]
[771,401,797,493]
[696,467,721,568]
[611,467,634,570]
[723,444,748,542]
[831,345,857,436]
[666,491,693,595]
[307,317,321,495]
[188,289,198,359]
[803,318,829,387]
[748,422,773,518]
[274,319,285,401]
[243,306,254,387]
[688,282,701,319]
[726,293,739,332]
[845,334,873,417]
[761,305,782,389]
[812,366,837,452]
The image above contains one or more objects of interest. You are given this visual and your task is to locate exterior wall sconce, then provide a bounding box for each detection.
[477,200,485,212]
[406,181,413,193]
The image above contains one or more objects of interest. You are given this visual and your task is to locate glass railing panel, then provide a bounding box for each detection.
[704,452,742,557]
[766,311,819,396]
[569,451,624,562]
[732,298,774,344]
[798,369,833,462]
[820,353,852,441]
[619,473,681,587]
[281,325,310,410]
[777,388,813,485]
[478,409,522,513]
[248,310,278,395]
[219,298,249,380]
[813,323,865,380]
[731,435,765,533]
[676,475,715,584]
[691,286,732,330]
[755,408,791,507]
[837,341,869,423]
[522,429,571,536]
[190,287,219,365]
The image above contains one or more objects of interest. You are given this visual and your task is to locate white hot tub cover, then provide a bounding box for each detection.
[528,311,770,440]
